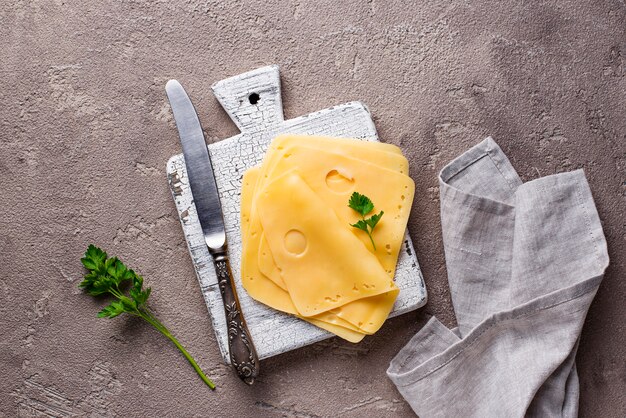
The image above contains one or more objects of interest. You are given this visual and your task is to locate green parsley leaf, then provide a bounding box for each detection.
[350,219,369,232]
[98,300,125,318]
[348,192,375,216]
[348,192,384,250]
[365,211,384,229]
[79,245,215,390]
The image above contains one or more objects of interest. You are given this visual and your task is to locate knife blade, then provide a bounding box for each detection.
[165,79,259,385]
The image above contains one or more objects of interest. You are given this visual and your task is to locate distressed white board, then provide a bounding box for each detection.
[166,65,427,364]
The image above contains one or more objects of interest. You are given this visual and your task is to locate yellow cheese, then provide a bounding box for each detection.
[252,134,409,285]
[241,167,367,341]
[257,135,409,192]
[240,166,260,238]
[258,228,399,334]
[332,289,399,334]
[242,164,289,289]
[266,145,415,278]
[240,135,413,341]
[248,199,288,290]
[270,134,405,155]
[257,232,284,288]
[241,167,292,311]
[307,318,365,343]
[255,137,409,277]
[256,171,397,316]
[240,206,295,313]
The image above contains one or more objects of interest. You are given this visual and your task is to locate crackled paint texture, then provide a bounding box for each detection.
[1,1,625,417]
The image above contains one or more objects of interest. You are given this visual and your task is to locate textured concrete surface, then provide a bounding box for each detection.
[1,1,624,417]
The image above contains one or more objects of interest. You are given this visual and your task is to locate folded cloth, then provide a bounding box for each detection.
[387,138,609,418]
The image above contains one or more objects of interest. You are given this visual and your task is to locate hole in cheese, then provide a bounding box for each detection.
[283,229,307,255]
[325,169,355,193]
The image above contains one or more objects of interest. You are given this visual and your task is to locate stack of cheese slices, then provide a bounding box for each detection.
[240,134,414,342]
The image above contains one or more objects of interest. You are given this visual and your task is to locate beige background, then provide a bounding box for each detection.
[1,1,624,416]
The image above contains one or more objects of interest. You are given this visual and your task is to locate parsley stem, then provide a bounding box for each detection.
[367,231,376,251]
[80,246,217,391]
[361,215,377,251]
[139,310,216,390]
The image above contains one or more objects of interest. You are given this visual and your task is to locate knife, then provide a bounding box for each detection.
[165,79,260,385]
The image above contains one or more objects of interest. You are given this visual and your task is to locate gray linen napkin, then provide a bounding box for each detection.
[387,138,609,418]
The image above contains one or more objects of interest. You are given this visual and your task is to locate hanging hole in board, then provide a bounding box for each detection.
[248,93,260,104]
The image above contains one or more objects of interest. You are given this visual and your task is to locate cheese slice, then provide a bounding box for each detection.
[257,232,284,289]
[248,194,289,290]
[257,135,409,194]
[332,289,399,334]
[241,166,260,238]
[241,168,366,341]
[258,225,399,334]
[255,136,409,281]
[242,163,289,288]
[307,318,365,343]
[247,138,411,333]
[270,134,405,155]
[241,135,412,340]
[266,145,415,278]
[256,171,397,316]
[251,134,409,285]
[241,167,293,310]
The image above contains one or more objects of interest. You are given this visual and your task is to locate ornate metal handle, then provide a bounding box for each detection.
[214,254,259,385]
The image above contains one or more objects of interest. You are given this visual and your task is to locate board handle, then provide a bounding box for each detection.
[214,254,260,384]
[211,65,284,133]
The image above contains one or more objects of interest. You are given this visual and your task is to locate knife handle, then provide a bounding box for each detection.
[214,254,260,385]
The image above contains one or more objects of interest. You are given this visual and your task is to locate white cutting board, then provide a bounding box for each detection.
[166,65,427,364]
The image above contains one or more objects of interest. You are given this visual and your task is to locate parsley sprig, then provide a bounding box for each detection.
[79,245,215,390]
[348,192,384,251]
